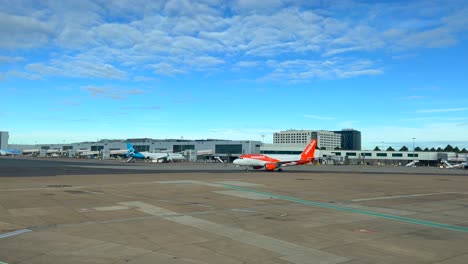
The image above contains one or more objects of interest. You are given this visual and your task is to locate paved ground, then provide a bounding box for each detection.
[1,157,467,263]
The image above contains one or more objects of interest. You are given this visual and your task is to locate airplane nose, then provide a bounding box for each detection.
[233,159,241,165]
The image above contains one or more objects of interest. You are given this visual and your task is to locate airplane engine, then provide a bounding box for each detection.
[265,163,278,171]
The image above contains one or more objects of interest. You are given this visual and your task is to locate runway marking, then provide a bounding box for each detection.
[213,190,276,200]
[159,180,263,188]
[0,181,157,192]
[0,229,32,239]
[222,185,468,233]
[93,205,130,211]
[158,180,224,187]
[119,201,349,264]
[214,181,263,187]
[350,192,465,202]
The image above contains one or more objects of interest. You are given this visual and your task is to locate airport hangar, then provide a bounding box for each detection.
[10,138,467,166]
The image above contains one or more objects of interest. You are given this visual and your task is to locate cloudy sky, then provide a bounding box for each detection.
[1,0,467,149]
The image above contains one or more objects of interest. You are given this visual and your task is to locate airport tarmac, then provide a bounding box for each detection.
[1,157,467,263]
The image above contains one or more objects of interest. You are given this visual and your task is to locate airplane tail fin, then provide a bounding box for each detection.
[300,139,317,161]
[126,143,135,157]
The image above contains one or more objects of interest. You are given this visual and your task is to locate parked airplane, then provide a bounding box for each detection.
[233,139,317,171]
[440,160,468,169]
[124,143,185,163]
[0,149,22,156]
[461,162,468,169]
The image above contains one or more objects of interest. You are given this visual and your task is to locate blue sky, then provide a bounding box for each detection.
[1,0,467,149]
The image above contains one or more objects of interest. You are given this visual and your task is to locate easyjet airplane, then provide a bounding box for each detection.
[233,139,317,171]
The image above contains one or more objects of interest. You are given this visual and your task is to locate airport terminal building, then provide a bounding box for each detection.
[0,131,8,150]
[10,138,261,162]
[4,129,466,166]
[261,143,467,166]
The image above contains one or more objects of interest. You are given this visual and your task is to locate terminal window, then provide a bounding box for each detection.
[134,145,149,152]
[216,144,242,154]
[91,146,104,151]
[173,145,195,152]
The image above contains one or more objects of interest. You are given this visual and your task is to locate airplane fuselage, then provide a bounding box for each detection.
[232,139,316,171]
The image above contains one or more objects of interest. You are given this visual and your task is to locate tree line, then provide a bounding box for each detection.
[370,145,468,153]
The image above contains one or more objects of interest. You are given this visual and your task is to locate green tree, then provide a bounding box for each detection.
[423,148,429,152]
[415,147,422,151]
[436,147,443,152]
[444,145,454,152]
[430,147,436,152]
[461,148,468,153]
[453,147,460,153]
[399,146,409,151]
[386,147,395,151]
[374,146,381,151]
[334,146,342,150]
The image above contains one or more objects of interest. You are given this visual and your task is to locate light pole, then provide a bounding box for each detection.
[412,137,416,160]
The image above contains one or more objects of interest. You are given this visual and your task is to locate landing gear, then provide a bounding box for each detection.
[278,168,283,172]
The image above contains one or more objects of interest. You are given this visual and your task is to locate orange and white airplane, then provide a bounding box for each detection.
[233,139,317,171]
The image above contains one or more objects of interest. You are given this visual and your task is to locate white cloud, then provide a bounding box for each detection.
[338,69,383,78]
[0,56,25,63]
[152,63,186,76]
[0,12,53,49]
[26,54,128,80]
[417,107,468,113]
[82,86,145,100]
[133,76,155,82]
[264,58,383,81]
[1,0,467,82]
[304,115,335,120]
[236,61,260,68]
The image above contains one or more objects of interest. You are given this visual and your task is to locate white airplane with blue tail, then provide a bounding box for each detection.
[124,143,185,163]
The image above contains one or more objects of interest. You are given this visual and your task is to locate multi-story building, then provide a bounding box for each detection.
[0,131,8,149]
[273,130,313,145]
[273,129,341,150]
[312,130,341,150]
[334,129,361,150]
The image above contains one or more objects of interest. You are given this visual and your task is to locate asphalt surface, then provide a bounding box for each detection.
[1,156,467,177]
[1,157,468,264]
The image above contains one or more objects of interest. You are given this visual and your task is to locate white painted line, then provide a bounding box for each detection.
[93,206,130,211]
[0,229,32,239]
[213,190,276,200]
[158,180,224,188]
[215,181,264,187]
[351,192,461,202]
[231,208,257,213]
[120,201,348,264]
[119,201,179,217]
